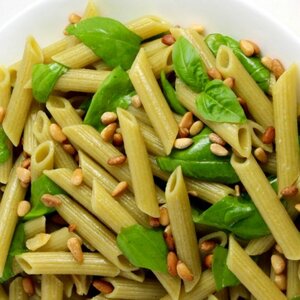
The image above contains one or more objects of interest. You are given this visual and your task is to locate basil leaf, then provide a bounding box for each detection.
[84,66,133,131]
[212,246,240,290]
[194,195,270,239]
[0,127,11,164]
[160,71,187,115]
[156,127,239,184]
[24,175,66,220]
[32,62,68,103]
[117,224,168,273]
[0,223,27,283]
[290,296,300,300]
[205,33,270,92]
[67,17,142,70]
[173,36,209,92]
[196,80,246,123]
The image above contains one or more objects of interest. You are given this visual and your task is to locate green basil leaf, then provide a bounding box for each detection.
[196,80,246,123]
[0,127,11,164]
[212,246,240,291]
[156,127,239,184]
[24,175,66,220]
[32,62,68,103]
[160,71,187,115]
[67,17,142,70]
[290,296,300,300]
[117,224,168,273]
[84,66,133,131]
[0,223,27,283]
[205,33,270,92]
[173,36,209,92]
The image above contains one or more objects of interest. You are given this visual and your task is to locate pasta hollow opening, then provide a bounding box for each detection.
[231,153,247,165]
[48,97,66,109]
[15,257,33,273]
[34,142,53,163]
[237,126,251,157]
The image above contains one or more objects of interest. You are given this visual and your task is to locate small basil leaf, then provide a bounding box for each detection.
[173,36,209,92]
[0,223,27,283]
[194,195,270,239]
[0,127,11,164]
[24,175,66,220]
[196,80,246,123]
[160,71,187,115]
[117,224,168,273]
[84,66,133,131]
[212,246,240,291]
[67,17,142,70]
[290,296,300,300]
[32,63,68,103]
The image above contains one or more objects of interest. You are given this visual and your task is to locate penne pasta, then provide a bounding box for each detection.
[41,275,64,300]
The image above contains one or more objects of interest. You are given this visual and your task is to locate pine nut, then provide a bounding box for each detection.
[69,13,81,24]
[22,277,35,296]
[63,143,76,155]
[254,147,268,164]
[131,94,142,108]
[190,24,205,34]
[93,279,114,294]
[240,39,255,56]
[261,56,273,70]
[159,207,170,226]
[41,194,62,207]
[113,133,123,147]
[295,203,300,213]
[262,126,275,144]
[17,200,31,217]
[21,158,31,169]
[272,59,285,79]
[207,68,222,80]
[281,185,298,197]
[107,155,126,166]
[0,106,5,123]
[26,233,51,251]
[209,133,226,146]
[189,120,204,136]
[101,112,118,125]
[199,240,216,253]
[178,127,190,138]
[210,143,229,156]
[68,223,77,232]
[223,77,235,89]
[176,261,194,281]
[174,138,193,149]
[235,184,241,197]
[274,274,287,291]
[204,254,213,268]
[164,227,175,251]
[167,251,178,276]
[71,168,83,186]
[271,254,286,275]
[248,40,260,54]
[111,181,128,197]
[149,217,160,227]
[17,167,31,184]
[162,34,176,45]
[67,237,84,263]
[179,112,193,129]
[101,123,118,142]
[49,123,67,143]
[237,97,248,113]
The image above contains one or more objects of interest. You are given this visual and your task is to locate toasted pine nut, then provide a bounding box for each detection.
[22,277,35,296]
[67,237,84,263]
[274,274,287,291]
[272,59,285,79]
[93,279,114,294]
[295,203,300,213]
[101,112,118,125]
[111,181,128,197]
[240,39,255,56]
[162,34,176,45]
[101,123,118,142]
[0,106,5,123]
[189,120,203,136]
[199,240,216,253]
[68,223,77,232]
[167,251,178,276]
[271,254,286,275]
[149,217,160,227]
[113,133,123,147]
[62,143,77,155]
[41,194,62,207]
[21,158,31,169]
[17,167,31,184]
[223,77,235,89]
[164,227,175,251]
[248,40,260,54]
[69,13,81,24]
[254,147,268,164]
[210,143,228,156]
[107,155,126,166]
[209,133,226,146]
[261,56,273,70]
[178,127,190,138]
[131,94,142,108]
[261,126,275,144]
[190,24,205,34]
[17,200,31,217]
[71,168,83,186]
[281,185,298,197]
[179,112,193,129]
[174,138,193,149]
[176,261,194,281]
[204,254,213,269]
[235,184,241,197]
[49,123,67,143]
[207,68,222,80]
[159,207,170,226]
